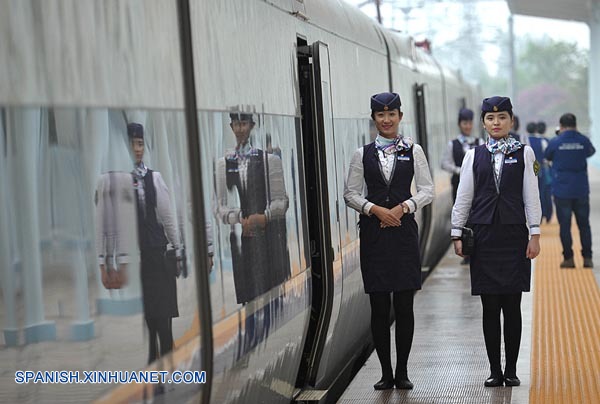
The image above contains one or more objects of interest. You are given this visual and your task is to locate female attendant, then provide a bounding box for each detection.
[451,96,541,387]
[344,92,434,390]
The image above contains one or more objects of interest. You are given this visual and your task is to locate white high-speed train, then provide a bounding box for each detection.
[0,0,479,403]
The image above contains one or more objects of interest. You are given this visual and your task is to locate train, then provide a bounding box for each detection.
[0,0,479,403]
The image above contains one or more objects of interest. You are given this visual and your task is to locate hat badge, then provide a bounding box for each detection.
[383,105,389,111]
[493,106,498,112]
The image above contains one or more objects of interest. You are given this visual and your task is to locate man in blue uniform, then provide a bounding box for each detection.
[526,122,553,222]
[545,113,596,268]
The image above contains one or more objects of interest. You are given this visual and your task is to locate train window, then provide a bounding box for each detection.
[198,111,306,322]
[0,107,204,401]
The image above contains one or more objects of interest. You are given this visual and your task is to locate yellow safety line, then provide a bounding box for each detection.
[530,220,600,404]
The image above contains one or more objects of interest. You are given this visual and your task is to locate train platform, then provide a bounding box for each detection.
[339,167,600,404]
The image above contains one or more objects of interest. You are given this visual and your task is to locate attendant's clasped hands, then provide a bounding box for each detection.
[372,204,404,228]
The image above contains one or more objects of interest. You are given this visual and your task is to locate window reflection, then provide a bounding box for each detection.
[0,107,201,401]
[214,111,290,305]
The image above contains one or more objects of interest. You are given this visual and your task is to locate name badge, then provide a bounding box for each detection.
[397,155,410,161]
[505,157,518,164]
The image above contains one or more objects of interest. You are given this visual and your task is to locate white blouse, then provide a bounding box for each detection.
[344,143,434,215]
[451,145,542,237]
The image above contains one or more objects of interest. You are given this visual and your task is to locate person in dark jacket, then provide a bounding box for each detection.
[344,92,434,390]
[526,121,553,222]
[545,113,595,268]
[451,97,541,387]
[128,122,183,364]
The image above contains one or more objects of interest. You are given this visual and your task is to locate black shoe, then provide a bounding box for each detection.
[394,378,414,389]
[584,258,594,268]
[560,258,575,268]
[504,375,521,387]
[484,374,504,387]
[373,378,395,390]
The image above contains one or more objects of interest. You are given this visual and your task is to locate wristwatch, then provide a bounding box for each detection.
[402,203,409,214]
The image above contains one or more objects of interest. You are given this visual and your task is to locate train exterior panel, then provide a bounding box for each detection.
[0,0,479,403]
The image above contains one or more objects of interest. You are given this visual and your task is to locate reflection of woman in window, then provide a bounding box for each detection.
[128,123,182,364]
[215,112,290,305]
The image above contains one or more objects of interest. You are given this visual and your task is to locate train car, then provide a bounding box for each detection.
[0,0,480,403]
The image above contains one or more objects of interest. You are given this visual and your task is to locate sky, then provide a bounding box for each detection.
[343,0,590,75]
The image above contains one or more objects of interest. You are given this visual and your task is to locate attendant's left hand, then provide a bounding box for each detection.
[381,204,404,228]
[526,235,541,259]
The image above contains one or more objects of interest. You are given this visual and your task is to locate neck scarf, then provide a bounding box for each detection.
[132,162,147,216]
[229,142,257,160]
[458,134,477,145]
[375,134,412,155]
[486,136,522,155]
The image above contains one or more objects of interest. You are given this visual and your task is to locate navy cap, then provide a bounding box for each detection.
[458,108,474,122]
[229,112,255,122]
[371,92,401,112]
[481,96,512,114]
[127,123,144,139]
[526,122,537,134]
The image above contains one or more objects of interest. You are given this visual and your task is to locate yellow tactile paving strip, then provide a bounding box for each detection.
[530,221,600,404]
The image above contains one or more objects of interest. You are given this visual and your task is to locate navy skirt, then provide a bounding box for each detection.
[469,210,531,295]
[359,214,421,293]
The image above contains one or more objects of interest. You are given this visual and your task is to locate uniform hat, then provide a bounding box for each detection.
[458,108,474,122]
[481,96,512,114]
[127,123,144,139]
[229,112,255,122]
[370,92,401,112]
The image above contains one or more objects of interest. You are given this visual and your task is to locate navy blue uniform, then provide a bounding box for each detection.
[528,136,553,221]
[545,130,595,260]
[359,142,420,293]
[468,146,530,295]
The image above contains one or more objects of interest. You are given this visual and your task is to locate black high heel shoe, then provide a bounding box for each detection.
[394,377,414,389]
[484,374,504,387]
[504,374,520,387]
[373,378,395,390]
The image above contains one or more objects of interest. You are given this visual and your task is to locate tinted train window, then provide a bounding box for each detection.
[0,108,204,401]
[197,111,307,322]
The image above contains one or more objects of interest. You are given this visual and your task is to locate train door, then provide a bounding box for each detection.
[413,83,432,261]
[295,39,342,390]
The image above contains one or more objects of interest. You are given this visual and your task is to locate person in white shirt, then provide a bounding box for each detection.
[441,108,483,202]
[451,96,541,388]
[344,92,434,391]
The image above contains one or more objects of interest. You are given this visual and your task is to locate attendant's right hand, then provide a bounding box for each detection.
[453,239,464,257]
[100,265,110,289]
[371,205,401,227]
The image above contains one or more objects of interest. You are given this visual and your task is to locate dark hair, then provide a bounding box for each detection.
[526,122,537,134]
[559,113,577,128]
[480,109,513,122]
[371,108,401,120]
[537,121,546,134]
[512,115,520,131]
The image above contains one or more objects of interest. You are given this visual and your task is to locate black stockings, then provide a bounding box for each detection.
[146,317,174,364]
[480,293,522,376]
[369,291,415,380]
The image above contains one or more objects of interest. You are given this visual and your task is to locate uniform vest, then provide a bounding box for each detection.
[468,145,526,224]
[136,169,168,250]
[362,142,413,209]
[225,150,268,217]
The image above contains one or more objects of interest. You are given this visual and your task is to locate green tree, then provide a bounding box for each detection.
[515,36,589,133]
